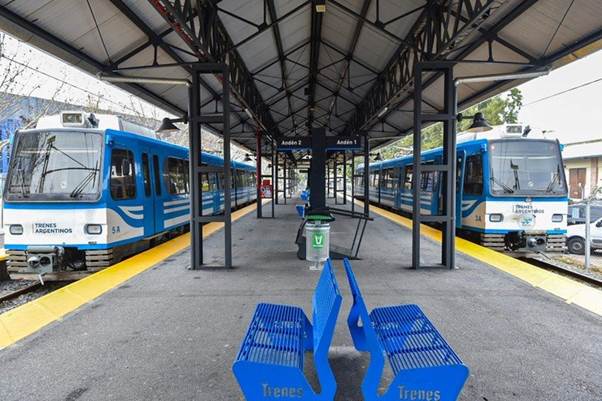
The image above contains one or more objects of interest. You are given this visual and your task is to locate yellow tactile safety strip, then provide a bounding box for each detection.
[0,201,263,349]
[357,200,602,317]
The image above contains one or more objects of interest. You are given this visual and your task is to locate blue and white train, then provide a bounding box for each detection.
[356,124,568,253]
[3,111,256,274]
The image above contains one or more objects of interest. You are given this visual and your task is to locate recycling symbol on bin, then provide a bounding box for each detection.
[312,232,325,248]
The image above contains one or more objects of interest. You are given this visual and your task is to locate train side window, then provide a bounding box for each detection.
[110,148,136,200]
[201,173,209,192]
[166,157,190,195]
[382,168,399,190]
[236,171,244,188]
[403,165,413,190]
[152,155,162,196]
[463,154,483,195]
[142,153,151,197]
[371,171,379,187]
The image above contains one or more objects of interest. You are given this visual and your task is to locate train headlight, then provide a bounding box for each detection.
[9,224,23,235]
[552,214,564,223]
[85,224,102,235]
[489,213,503,222]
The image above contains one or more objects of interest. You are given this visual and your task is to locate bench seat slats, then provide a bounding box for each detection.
[370,305,463,373]
[235,303,306,369]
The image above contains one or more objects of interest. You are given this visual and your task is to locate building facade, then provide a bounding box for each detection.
[562,139,602,200]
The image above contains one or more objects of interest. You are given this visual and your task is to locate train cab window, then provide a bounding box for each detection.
[463,154,483,195]
[403,165,413,190]
[142,153,151,197]
[110,149,136,200]
[166,157,190,195]
[153,155,162,196]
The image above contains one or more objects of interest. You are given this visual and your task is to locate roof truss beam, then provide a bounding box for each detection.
[266,0,297,132]
[343,0,500,134]
[307,1,324,128]
[148,0,279,137]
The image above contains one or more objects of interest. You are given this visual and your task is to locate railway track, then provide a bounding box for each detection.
[0,281,42,303]
[523,255,602,287]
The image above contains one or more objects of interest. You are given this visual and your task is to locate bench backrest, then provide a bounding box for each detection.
[343,258,381,350]
[343,258,386,398]
[312,259,342,353]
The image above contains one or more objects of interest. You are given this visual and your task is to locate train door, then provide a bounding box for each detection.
[456,151,466,228]
[108,139,144,242]
[150,153,163,232]
[232,169,239,207]
[140,151,156,236]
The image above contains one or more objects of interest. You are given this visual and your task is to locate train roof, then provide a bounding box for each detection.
[17,124,255,172]
[358,124,558,172]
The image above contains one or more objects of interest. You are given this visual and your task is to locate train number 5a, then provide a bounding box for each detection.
[111,226,121,234]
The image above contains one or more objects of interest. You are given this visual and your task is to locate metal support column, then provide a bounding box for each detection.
[274,151,279,204]
[256,129,262,218]
[351,151,356,213]
[189,63,232,269]
[412,62,456,269]
[362,133,370,216]
[271,139,275,216]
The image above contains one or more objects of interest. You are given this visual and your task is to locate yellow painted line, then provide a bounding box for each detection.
[0,201,264,349]
[357,200,602,317]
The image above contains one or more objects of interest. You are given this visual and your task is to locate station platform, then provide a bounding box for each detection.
[1,200,601,401]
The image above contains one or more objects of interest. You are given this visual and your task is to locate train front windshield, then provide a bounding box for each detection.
[489,139,566,196]
[6,131,102,201]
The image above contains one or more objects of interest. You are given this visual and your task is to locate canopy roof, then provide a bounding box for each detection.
[0,0,600,153]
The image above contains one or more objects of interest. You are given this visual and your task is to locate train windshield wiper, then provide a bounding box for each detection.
[510,160,521,191]
[490,176,514,194]
[545,165,561,193]
[70,163,99,198]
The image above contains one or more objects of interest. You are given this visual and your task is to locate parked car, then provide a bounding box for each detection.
[567,202,602,225]
[566,217,602,254]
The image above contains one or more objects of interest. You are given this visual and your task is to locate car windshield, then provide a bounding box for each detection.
[5,130,102,201]
[489,139,567,196]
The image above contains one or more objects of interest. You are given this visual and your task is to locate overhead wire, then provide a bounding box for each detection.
[523,76,602,107]
[0,53,155,116]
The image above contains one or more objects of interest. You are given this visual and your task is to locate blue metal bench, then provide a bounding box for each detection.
[343,258,469,401]
[233,259,342,401]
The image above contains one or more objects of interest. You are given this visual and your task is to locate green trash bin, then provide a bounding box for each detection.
[305,222,330,263]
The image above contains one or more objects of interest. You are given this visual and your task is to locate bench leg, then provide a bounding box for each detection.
[233,361,316,401]
[380,365,469,401]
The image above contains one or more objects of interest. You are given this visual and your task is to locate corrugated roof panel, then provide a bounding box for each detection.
[278,6,310,51]
[237,30,279,72]
[0,0,598,151]
[321,4,358,54]
[218,0,262,46]
[365,0,424,39]
[500,0,602,59]
[353,22,400,72]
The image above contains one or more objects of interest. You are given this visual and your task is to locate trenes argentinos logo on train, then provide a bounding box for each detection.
[32,222,72,234]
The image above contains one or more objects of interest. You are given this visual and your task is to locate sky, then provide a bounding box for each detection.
[0,33,172,120]
[517,50,602,144]
[0,32,601,145]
